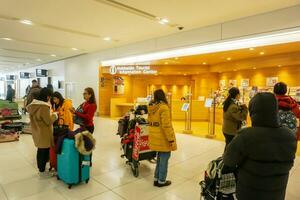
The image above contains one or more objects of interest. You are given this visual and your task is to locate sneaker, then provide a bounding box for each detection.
[38,171,53,179]
[156,180,172,187]
[154,181,158,186]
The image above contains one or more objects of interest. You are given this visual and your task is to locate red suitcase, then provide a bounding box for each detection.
[49,147,57,171]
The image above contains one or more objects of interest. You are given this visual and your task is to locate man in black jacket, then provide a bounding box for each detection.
[223,92,297,200]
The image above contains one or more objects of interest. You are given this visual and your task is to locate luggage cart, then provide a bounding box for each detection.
[121,123,156,177]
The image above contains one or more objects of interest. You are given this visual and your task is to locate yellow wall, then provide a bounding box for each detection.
[220,65,300,87]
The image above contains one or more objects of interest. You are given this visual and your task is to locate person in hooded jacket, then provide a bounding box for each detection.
[223,92,297,200]
[27,88,58,177]
[148,89,177,187]
[274,82,300,118]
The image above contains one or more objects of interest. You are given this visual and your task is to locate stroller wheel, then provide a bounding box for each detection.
[131,161,139,177]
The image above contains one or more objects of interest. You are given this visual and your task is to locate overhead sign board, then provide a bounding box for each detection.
[109,65,157,75]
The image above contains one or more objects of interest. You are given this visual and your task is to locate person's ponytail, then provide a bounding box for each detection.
[223,87,240,112]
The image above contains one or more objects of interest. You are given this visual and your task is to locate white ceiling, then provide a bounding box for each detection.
[0,0,300,73]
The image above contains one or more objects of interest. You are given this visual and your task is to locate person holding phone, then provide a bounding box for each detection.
[70,87,97,133]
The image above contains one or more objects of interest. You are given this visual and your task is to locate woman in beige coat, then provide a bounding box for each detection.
[148,89,177,187]
[27,88,57,177]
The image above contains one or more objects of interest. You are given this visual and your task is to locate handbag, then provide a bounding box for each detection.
[73,104,85,126]
[53,118,69,138]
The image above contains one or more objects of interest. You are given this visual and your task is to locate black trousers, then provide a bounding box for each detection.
[223,133,235,151]
[37,148,49,172]
[86,126,94,134]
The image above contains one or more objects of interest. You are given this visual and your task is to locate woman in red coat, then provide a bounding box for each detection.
[71,87,97,133]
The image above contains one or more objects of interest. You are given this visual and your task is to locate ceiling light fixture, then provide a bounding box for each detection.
[249,47,255,51]
[103,37,111,41]
[36,58,42,61]
[260,52,265,55]
[164,62,168,65]
[233,69,237,71]
[158,18,169,25]
[175,57,179,60]
[1,38,12,41]
[227,57,232,61]
[253,67,257,69]
[71,48,78,51]
[20,19,33,25]
[202,62,207,65]
[101,27,300,66]
[50,54,57,57]
[278,65,282,67]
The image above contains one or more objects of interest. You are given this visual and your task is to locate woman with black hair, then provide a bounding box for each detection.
[52,91,74,131]
[70,87,97,134]
[148,89,177,187]
[27,88,57,177]
[222,87,248,149]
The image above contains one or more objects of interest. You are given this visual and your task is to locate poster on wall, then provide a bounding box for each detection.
[241,79,250,88]
[266,77,278,87]
[113,76,125,95]
[229,80,237,87]
[219,80,226,89]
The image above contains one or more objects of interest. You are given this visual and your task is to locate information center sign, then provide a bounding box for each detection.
[109,65,157,75]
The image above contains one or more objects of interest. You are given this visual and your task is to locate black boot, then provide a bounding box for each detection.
[156,180,172,187]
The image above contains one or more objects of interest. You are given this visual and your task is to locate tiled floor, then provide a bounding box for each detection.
[0,117,299,200]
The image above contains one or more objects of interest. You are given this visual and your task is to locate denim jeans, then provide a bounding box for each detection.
[154,152,171,184]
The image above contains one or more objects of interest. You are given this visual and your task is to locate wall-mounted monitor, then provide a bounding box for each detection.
[20,72,30,79]
[36,69,48,77]
[6,75,16,81]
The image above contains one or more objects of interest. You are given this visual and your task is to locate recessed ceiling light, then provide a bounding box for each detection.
[227,57,232,61]
[103,37,111,41]
[260,52,265,55]
[1,38,12,41]
[183,74,187,76]
[233,69,237,71]
[158,18,169,25]
[249,47,255,51]
[71,48,78,51]
[253,67,256,69]
[36,58,42,61]
[50,54,57,57]
[175,57,179,60]
[20,19,33,25]
[164,62,168,65]
[202,62,207,65]
[26,62,30,65]
[278,65,282,67]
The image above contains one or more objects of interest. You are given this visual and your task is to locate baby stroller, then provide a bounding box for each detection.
[120,113,156,177]
[200,157,236,200]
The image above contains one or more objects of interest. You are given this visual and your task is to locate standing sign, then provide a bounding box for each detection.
[205,98,213,108]
[181,103,190,111]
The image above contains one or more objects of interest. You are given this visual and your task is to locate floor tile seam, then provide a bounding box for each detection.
[91,176,119,190]
[0,183,8,200]
[108,175,144,190]
[168,147,220,168]
[148,178,192,200]
[53,186,69,200]
[81,189,111,200]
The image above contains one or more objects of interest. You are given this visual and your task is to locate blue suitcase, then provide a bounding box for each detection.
[57,138,90,189]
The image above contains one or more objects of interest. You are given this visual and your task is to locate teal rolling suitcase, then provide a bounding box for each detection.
[57,138,90,189]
